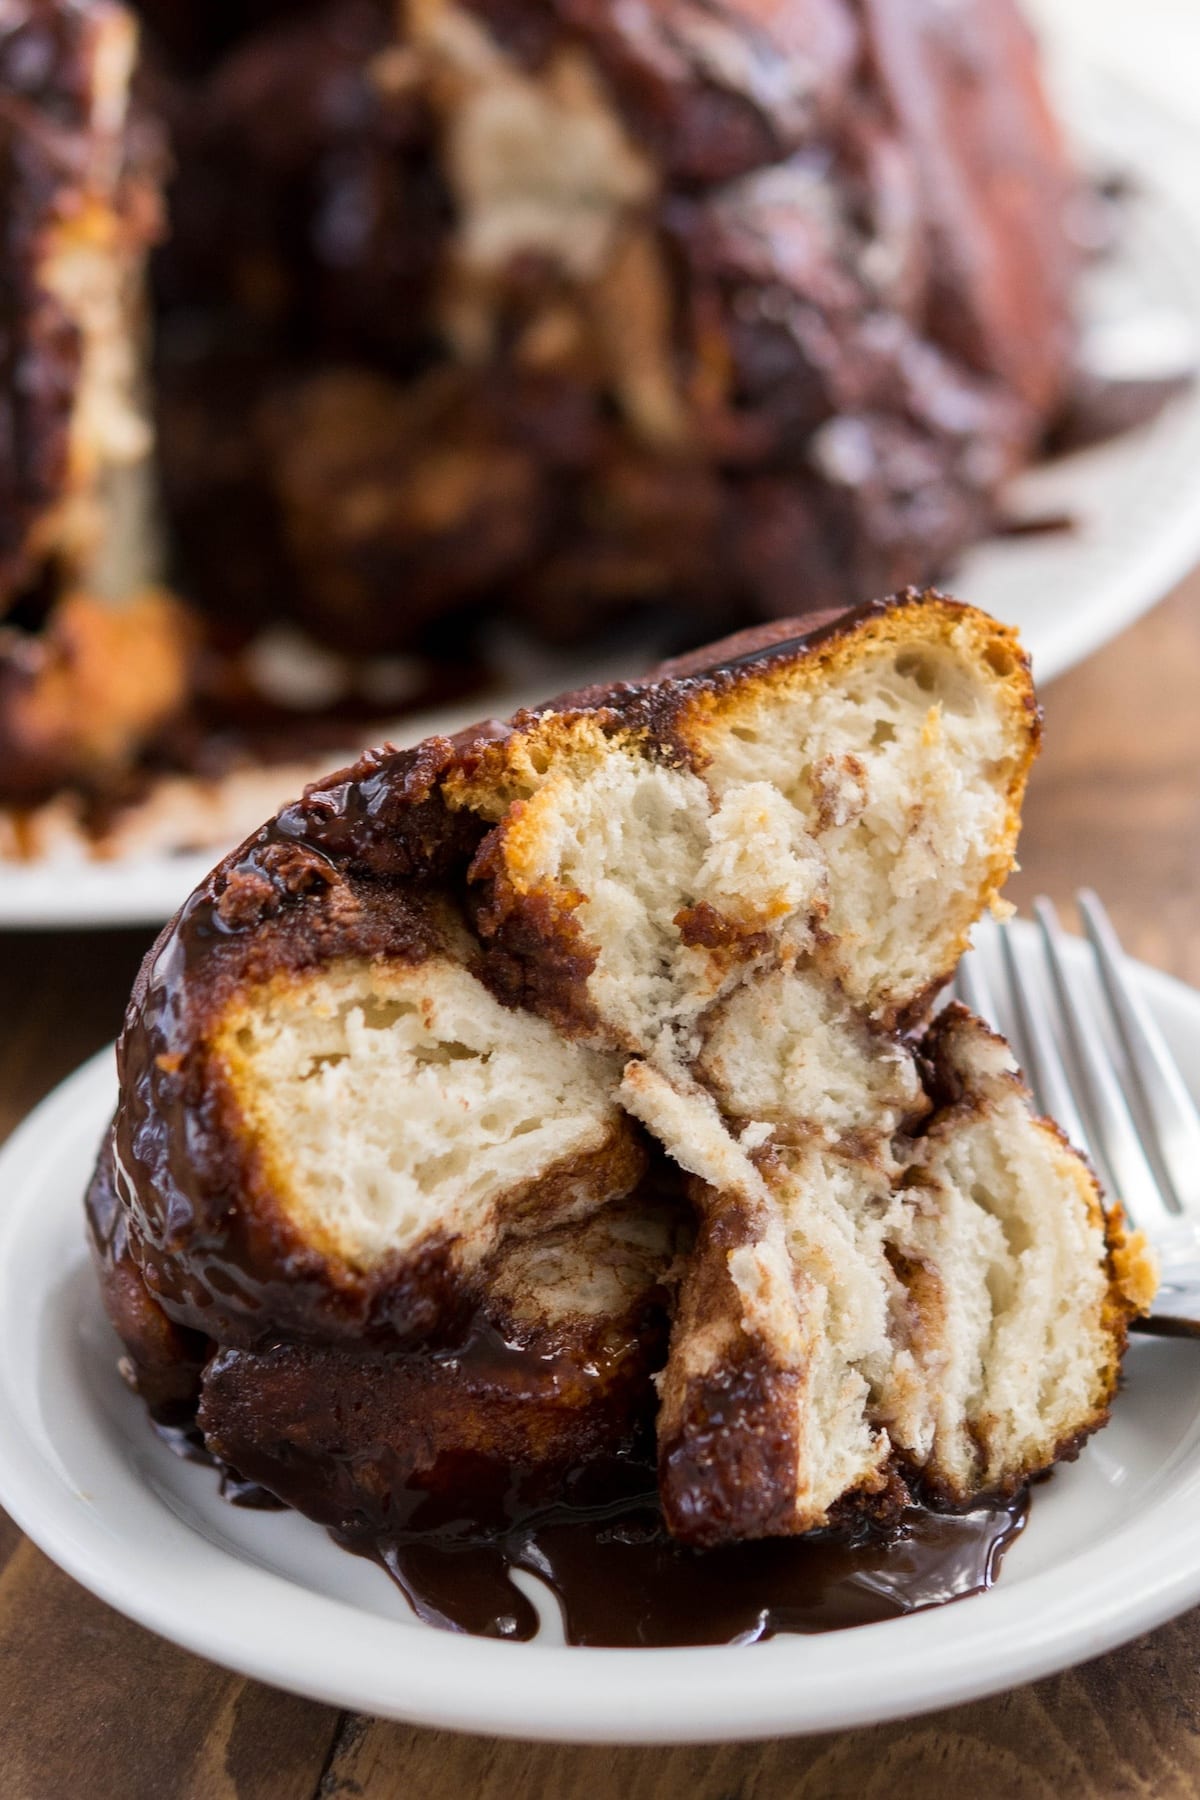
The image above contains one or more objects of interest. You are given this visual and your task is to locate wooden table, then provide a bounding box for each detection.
[3,577,1200,1800]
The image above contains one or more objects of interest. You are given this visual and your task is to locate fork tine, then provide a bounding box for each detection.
[955,942,998,1028]
[1078,890,1200,1215]
[1035,897,1175,1230]
[997,918,1092,1157]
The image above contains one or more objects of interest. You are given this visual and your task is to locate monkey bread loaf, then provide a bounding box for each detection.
[4,0,1082,813]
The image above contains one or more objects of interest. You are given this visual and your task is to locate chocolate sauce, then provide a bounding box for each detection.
[150,1412,286,1510]
[712,601,892,675]
[657,601,889,686]
[342,1447,1026,1647]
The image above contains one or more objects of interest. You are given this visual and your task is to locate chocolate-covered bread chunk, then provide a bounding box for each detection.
[98,595,1154,1559]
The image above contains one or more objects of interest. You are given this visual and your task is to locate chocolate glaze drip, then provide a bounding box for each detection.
[696,599,892,677]
[150,1412,285,1509]
[353,1449,1027,1647]
[996,512,1076,541]
[120,1221,1026,1649]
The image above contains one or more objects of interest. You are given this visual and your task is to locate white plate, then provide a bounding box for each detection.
[1,921,1200,1743]
[1,55,1199,932]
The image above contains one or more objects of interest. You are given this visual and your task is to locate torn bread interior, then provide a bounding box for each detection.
[657,1002,1151,1545]
[100,592,1154,1549]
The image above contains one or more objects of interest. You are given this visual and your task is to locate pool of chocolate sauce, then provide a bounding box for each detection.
[350,1457,1026,1647]
[154,1414,1026,1648]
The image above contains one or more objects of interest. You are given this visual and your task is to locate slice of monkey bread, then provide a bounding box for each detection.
[101,591,1155,1544]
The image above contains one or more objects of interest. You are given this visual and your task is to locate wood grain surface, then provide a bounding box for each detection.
[2,577,1199,1800]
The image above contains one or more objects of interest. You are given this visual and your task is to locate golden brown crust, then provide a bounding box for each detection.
[1106,1208,1159,1321]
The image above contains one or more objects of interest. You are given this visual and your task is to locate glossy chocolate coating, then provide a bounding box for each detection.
[196,1301,673,1537]
[113,863,480,1349]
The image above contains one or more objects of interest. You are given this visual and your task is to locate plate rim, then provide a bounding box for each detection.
[3,929,1200,1743]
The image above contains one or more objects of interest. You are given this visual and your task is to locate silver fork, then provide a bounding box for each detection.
[953,890,1200,1338]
